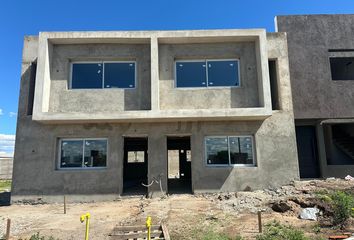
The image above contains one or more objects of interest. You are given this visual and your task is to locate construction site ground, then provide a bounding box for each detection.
[1,178,354,239]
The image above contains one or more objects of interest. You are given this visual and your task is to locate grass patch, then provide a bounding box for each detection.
[18,232,60,240]
[0,180,11,192]
[200,231,243,240]
[256,221,325,240]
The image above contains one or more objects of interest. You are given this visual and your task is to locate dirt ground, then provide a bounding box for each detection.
[1,179,354,240]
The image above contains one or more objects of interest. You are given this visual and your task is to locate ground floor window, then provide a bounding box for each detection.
[59,138,107,169]
[205,136,255,166]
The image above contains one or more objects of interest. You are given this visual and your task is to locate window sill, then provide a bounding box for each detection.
[205,164,257,168]
[56,167,107,171]
[175,86,243,90]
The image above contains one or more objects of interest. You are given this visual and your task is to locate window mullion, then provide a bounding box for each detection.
[205,60,209,88]
[102,62,105,89]
[227,136,231,166]
[238,137,241,154]
[82,140,85,168]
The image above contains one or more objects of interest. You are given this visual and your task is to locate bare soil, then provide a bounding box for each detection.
[1,178,354,239]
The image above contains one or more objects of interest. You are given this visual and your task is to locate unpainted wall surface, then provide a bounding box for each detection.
[158,42,260,110]
[12,34,299,201]
[277,15,354,119]
[49,44,151,112]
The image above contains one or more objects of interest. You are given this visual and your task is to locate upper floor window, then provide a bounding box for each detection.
[330,57,354,81]
[205,136,255,166]
[70,62,136,89]
[175,59,240,88]
[59,138,107,169]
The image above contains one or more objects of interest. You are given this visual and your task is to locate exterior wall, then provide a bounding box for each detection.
[159,42,259,110]
[31,30,272,122]
[276,14,354,119]
[277,15,354,178]
[12,31,299,202]
[49,44,151,112]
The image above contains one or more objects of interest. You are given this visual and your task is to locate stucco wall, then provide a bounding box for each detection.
[49,44,151,112]
[12,32,299,202]
[276,14,354,119]
[158,42,260,110]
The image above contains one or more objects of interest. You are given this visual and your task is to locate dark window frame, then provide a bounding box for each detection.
[69,61,137,89]
[175,59,241,89]
[58,138,108,170]
[204,135,256,167]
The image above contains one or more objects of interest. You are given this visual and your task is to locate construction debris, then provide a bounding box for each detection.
[299,207,320,221]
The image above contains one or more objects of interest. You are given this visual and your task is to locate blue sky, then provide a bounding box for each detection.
[0,0,354,157]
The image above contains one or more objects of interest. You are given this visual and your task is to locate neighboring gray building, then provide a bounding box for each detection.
[277,14,354,178]
[12,29,299,202]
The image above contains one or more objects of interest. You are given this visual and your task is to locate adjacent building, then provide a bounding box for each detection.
[277,14,354,178]
[12,29,298,201]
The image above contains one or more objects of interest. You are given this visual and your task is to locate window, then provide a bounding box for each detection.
[59,138,107,169]
[175,59,240,88]
[205,136,255,166]
[330,57,354,80]
[70,62,136,89]
[27,61,37,115]
[268,60,280,110]
[175,61,206,87]
[127,151,145,163]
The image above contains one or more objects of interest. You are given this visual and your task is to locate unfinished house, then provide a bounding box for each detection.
[277,14,354,178]
[12,29,299,202]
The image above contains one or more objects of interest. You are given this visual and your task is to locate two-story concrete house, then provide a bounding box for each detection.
[12,29,299,202]
[277,15,354,179]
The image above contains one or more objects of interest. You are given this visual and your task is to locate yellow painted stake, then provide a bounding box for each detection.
[80,213,90,240]
[146,216,152,240]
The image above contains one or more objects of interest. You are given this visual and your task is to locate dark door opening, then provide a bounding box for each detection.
[123,137,148,195]
[295,126,321,178]
[167,137,192,194]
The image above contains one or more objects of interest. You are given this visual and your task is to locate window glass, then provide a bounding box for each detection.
[206,136,255,166]
[205,137,229,165]
[71,63,103,89]
[330,57,354,80]
[59,139,107,169]
[104,62,135,88]
[60,140,83,168]
[229,137,240,164]
[176,61,207,87]
[84,140,107,167]
[230,137,254,165]
[127,151,145,163]
[239,137,254,164]
[207,60,239,87]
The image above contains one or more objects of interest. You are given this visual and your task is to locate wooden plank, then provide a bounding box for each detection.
[112,225,160,232]
[161,223,170,240]
[109,230,163,239]
[329,236,351,240]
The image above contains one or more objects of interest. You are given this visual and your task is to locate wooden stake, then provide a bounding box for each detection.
[64,195,66,214]
[5,218,11,240]
[257,211,262,233]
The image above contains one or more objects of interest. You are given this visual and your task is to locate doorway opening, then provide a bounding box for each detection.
[295,126,321,178]
[123,137,148,195]
[167,136,192,194]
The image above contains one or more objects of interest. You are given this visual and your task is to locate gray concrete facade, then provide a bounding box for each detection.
[12,30,299,202]
[276,14,354,178]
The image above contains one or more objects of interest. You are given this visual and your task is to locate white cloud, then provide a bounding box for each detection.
[9,112,17,117]
[0,109,3,115]
[0,134,15,158]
